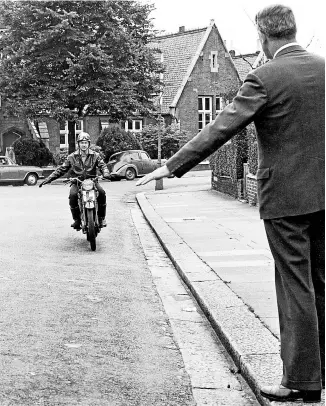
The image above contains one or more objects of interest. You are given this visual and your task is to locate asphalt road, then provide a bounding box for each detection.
[0,172,258,406]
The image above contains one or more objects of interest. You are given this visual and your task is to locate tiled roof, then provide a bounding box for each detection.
[232,53,260,81]
[150,28,207,114]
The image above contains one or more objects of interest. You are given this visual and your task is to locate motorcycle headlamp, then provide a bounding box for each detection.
[82,179,94,191]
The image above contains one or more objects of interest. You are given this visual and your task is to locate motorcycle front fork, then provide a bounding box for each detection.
[78,200,99,233]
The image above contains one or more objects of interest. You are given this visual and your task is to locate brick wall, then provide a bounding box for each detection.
[212,175,238,198]
[0,110,32,153]
[84,116,101,144]
[45,118,60,155]
[246,173,258,206]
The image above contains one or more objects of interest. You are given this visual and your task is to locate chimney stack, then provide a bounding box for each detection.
[179,26,185,33]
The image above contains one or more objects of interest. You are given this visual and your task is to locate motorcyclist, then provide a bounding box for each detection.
[39,132,111,229]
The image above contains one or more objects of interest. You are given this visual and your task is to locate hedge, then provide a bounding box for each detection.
[12,138,53,167]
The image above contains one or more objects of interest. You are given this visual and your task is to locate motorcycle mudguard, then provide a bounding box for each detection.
[85,201,95,209]
[82,190,95,209]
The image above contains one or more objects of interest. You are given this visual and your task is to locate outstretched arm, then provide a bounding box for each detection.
[39,157,72,187]
[136,72,267,186]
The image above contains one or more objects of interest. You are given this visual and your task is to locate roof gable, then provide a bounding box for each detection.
[151,26,208,113]
[232,52,262,81]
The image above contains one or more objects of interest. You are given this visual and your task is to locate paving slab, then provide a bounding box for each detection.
[136,188,325,406]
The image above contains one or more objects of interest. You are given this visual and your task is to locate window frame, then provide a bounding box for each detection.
[198,96,213,132]
[124,119,143,133]
[210,51,219,72]
[59,120,84,148]
[215,96,223,117]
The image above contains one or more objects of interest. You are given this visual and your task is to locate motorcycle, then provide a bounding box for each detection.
[64,176,102,251]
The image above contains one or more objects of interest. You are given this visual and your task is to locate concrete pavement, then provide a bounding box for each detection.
[136,173,324,406]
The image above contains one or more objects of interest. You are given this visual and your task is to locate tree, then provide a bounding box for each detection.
[12,138,54,166]
[96,125,142,162]
[0,1,163,153]
[137,123,189,159]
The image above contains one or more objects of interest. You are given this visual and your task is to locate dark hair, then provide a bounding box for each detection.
[255,4,297,39]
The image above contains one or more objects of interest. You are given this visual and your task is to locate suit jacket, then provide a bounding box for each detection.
[166,45,325,219]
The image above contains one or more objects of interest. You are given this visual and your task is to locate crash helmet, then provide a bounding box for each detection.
[77,132,91,143]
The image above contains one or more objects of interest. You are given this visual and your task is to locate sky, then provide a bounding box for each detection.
[140,0,325,56]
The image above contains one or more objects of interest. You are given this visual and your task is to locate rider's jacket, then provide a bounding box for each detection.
[45,149,110,183]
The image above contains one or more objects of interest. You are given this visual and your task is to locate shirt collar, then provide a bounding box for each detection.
[273,42,300,59]
[74,149,95,156]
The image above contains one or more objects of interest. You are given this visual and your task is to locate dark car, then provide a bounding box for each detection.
[107,150,158,181]
[0,156,44,186]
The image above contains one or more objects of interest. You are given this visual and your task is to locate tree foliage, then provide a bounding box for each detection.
[96,125,142,162]
[12,138,54,166]
[137,123,189,159]
[0,1,163,123]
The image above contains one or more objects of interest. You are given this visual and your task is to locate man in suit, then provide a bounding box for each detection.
[137,4,324,403]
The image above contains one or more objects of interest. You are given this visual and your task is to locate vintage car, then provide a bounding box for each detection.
[107,150,158,181]
[0,156,44,186]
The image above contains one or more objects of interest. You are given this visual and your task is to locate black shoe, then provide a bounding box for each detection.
[99,218,107,228]
[71,220,81,230]
[260,385,321,403]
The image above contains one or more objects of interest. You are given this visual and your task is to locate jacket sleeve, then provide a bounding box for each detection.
[97,154,110,177]
[166,72,268,178]
[45,157,72,183]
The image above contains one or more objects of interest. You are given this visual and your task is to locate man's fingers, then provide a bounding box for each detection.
[136,174,154,186]
[136,165,171,186]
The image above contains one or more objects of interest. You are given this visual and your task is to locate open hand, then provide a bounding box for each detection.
[136,165,171,186]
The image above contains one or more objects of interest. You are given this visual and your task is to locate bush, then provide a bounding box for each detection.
[233,129,248,179]
[52,147,68,166]
[96,125,142,162]
[137,123,189,159]
[12,138,54,166]
[209,128,248,180]
[247,124,258,175]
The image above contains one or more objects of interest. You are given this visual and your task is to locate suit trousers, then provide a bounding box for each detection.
[264,211,325,391]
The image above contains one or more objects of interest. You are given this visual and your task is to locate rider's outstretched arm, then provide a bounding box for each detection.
[39,157,72,187]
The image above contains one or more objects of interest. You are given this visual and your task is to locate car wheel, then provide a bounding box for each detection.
[25,173,38,186]
[125,168,136,181]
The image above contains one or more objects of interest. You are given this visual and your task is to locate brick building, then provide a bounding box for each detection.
[151,20,242,138]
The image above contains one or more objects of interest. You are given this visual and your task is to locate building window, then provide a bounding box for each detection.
[216,97,222,116]
[59,120,83,148]
[198,96,212,131]
[123,119,142,133]
[100,120,109,129]
[210,51,219,72]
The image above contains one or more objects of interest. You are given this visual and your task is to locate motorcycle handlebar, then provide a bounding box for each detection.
[63,175,103,185]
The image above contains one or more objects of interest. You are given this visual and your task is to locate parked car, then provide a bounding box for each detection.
[0,156,44,186]
[107,150,158,181]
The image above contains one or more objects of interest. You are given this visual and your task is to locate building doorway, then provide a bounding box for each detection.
[1,129,23,154]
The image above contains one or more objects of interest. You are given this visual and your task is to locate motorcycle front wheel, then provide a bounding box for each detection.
[86,209,96,251]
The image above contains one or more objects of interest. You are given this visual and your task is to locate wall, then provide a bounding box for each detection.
[0,109,31,153]
[246,174,258,206]
[44,118,60,155]
[84,116,101,145]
